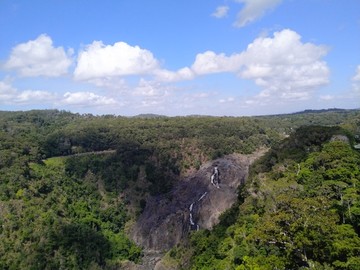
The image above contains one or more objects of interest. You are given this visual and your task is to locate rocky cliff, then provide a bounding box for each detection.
[130,151,265,269]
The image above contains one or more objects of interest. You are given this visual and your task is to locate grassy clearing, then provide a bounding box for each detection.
[43,156,65,168]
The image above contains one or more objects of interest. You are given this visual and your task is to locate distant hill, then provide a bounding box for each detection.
[132,113,167,118]
[290,108,354,115]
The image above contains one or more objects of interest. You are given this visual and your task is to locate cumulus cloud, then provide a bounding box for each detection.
[74,41,159,81]
[65,29,329,107]
[238,29,329,100]
[62,91,118,107]
[15,90,56,103]
[212,6,229,18]
[151,29,329,103]
[4,34,72,77]
[0,78,120,108]
[191,51,242,75]
[154,67,195,82]
[234,0,282,27]
[0,78,56,104]
[155,51,240,82]
[179,29,329,102]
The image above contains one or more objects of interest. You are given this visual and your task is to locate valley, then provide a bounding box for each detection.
[0,109,359,269]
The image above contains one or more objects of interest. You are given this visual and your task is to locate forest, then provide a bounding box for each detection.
[0,109,359,269]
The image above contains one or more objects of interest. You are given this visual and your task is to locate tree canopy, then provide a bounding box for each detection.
[0,109,359,269]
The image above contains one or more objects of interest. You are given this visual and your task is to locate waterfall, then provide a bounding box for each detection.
[189,192,208,230]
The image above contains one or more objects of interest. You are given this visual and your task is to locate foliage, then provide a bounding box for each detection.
[187,126,360,269]
[0,109,359,269]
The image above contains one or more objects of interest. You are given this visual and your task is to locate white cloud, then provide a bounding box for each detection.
[4,34,72,77]
[63,29,329,110]
[0,78,56,104]
[0,79,17,102]
[353,65,360,81]
[154,67,195,82]
[74,41,160,81]
[62,91,118,107]
[174,29,329,102]
[234,0,282,27]
[212,6,229,18]
[15,90,56,103]
[152,29,330,104]
[133,79,169,97]
[86,77,128,92]
[0,78,119,109]
[131,79,177,112]
[191,51,241,75]
[239,29,329,100]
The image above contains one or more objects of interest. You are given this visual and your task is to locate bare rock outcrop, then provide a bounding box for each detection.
[131,151,264,256]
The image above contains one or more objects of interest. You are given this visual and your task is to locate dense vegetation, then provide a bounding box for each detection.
[0,109,359,269]
[173,126,360,269]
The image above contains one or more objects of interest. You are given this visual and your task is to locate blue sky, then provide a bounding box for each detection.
[0,0,359,116]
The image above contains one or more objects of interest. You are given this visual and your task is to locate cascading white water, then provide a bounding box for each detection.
[210,166,220,188]
[189,191,208,230]
[189,202,195,225]
[198,191,207,201]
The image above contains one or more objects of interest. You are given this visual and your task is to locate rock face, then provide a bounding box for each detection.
[131,152,263,254]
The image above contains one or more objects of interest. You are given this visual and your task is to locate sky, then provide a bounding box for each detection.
[0,0,359,116]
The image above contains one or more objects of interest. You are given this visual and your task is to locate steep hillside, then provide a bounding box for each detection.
[127,151,264,269]
[180,126,360,270]
[129,150,267,270]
